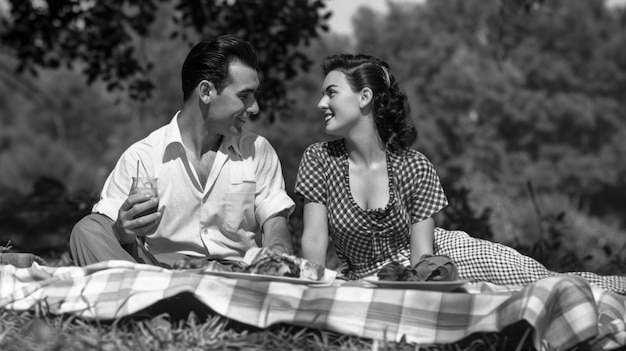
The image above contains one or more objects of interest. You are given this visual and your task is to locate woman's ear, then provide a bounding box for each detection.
[198,80,214,104]
[359,87,373,109]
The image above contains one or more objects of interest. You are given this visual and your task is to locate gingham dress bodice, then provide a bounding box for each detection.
[295,139,448,278]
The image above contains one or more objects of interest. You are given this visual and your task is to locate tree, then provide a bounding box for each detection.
[0,0,332,253]
[0,0,331,120]
[353,0,626,219]
[346,0,626,272]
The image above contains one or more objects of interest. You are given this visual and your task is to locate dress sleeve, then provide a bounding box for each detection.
[295,144,327,205]
[408,155,448,223]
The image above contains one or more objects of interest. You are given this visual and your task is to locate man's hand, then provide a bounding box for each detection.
[113,192,161,245]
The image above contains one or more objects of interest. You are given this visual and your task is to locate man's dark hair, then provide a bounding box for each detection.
[181,35,258,101]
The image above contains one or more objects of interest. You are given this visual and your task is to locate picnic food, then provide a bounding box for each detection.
[174,253,325,281]
[377,255,459,282]
[248,254,325,281]
[247,255,300,277]
[296,257,326,281]
[172,258,247,271]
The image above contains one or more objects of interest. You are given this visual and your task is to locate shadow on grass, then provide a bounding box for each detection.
[112,292,540,351]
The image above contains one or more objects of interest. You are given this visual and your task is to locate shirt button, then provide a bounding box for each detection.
[202,229,209,235]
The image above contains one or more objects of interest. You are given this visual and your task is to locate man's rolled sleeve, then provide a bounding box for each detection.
[92,151,141,221]
[256,192,295,225]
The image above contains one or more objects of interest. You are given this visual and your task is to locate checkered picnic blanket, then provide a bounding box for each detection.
[1,261,625,351]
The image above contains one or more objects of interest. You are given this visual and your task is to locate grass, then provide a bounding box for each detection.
[0,309,538,351]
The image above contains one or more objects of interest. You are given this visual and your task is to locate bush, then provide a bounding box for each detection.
[0,177,97,257]
[456,172,626,275]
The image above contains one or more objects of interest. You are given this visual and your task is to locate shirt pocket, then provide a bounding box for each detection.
[222,181,256,233]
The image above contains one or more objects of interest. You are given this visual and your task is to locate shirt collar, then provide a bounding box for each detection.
[163,111,184,147]
[220,135,242,157]
[163,111,243,158]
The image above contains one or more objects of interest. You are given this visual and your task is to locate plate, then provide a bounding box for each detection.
[201,270,327,285]
[362,277,469,291]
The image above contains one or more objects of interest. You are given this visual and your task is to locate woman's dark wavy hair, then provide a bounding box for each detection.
[321,54,417,151]
[181,34,258,101]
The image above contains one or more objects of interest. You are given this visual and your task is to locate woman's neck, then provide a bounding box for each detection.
[345,127,386,166]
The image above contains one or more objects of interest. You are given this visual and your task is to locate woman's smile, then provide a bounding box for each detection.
[324,111,335,124]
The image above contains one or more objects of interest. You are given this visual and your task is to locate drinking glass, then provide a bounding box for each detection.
[130,176,158,218]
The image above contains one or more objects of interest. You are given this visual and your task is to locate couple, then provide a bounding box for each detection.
[69,35,625,294]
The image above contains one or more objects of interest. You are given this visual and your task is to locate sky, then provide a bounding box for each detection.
[324,0,392,36]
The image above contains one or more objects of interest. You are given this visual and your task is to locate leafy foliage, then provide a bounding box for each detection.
[0,0,330,119]
[1,1,619,348]
[352,0,626,227]
[438,186,494,241]
[1,0,626,277]
[0,177,97,257]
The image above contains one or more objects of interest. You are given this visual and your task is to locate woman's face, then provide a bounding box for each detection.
[318,70,363,137]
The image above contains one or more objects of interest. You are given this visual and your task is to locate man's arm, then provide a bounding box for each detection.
[252,136,295,255]
[261,209,294,255]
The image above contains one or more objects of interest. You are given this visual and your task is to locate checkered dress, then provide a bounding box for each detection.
[435,229,626,294]
[295,140,448,279]
[295,140,626,294]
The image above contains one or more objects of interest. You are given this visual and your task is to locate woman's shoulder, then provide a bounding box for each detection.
[304,139,345,158]
[393,148,435,168]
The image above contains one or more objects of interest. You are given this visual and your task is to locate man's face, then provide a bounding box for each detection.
[207,61,260,136]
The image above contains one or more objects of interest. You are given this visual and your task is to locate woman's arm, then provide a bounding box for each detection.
[410,217,434,267]
[301,200,329,267]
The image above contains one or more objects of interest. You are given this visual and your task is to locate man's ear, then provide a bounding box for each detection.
[198,80,215,104]
[359,87,373,109]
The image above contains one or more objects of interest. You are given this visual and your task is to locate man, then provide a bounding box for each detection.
[69,35,295,268]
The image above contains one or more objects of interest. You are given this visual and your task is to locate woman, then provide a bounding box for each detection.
[295,53,625,294]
